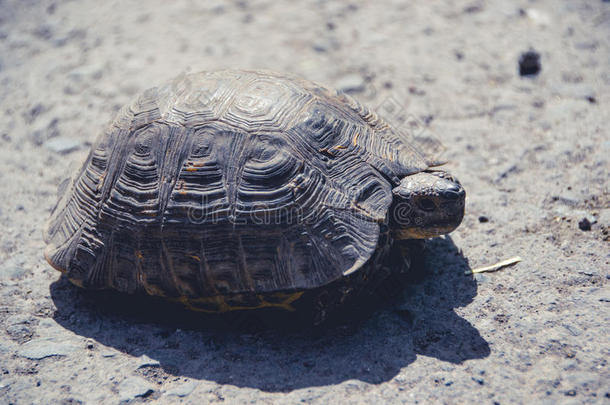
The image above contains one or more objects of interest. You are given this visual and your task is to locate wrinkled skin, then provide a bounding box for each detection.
[390,171,465,239]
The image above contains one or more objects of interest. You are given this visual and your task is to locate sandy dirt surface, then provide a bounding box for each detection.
[1,0,609,403]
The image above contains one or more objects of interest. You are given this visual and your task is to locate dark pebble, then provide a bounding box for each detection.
[471,377,484,385]
[478,216,489,223]
[519,50,541,77]
[578,218,591,231]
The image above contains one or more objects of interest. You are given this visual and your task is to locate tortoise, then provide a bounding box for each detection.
[44,70,465,323]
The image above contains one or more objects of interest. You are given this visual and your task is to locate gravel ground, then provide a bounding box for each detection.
[0,0,609,403]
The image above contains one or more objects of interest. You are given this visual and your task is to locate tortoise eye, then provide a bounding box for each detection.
[417,198,436,212]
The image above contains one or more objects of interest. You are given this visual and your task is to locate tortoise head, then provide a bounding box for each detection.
[389,171,465,239]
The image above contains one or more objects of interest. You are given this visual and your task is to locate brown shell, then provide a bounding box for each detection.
[44,70,428,299]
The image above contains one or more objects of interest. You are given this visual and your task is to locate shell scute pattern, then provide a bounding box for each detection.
[44,70,430,307]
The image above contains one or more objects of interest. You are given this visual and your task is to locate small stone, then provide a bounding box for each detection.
[312,40,329,53]
[311,37,338,53]
[336,73,366,93]
[471,377,485,385]
[166,381,198,397]
[478,216,489,223]
[408,86,426,96]
[552,192,580,207]
[563,324,582,336]
[118,376,154,402]
[579,267,599,277]
[101,350,116,358]
[136,354,160,368]
[574,40,598,50]
[463,3,483,13]
[44,137,81,154]
[6,324,33,341]
[578,218,591,231]
[523,8,551,26]
[0,379,13,389]
[37,318,57,329]
[18,338,78,359]
[519,50,541,77]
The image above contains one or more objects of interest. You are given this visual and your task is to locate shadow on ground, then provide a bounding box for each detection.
[50,236,489,392]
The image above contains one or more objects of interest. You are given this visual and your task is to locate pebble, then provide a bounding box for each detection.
[101,350,117,358]
[563,324,582,336]
[578,267,600,277]
[519,50,541,77]
[335,73,366,93]
[0,379,13,389]
[574,40,598,50]
[523,8,551,26]
[18,337,78,359]
[118,376,155,402]
[37,318,58,329]
[578,218,591,231]
[44,137,82,154]
[6,324,33,340]
[5,314,32,326]
[311,38,335,53]
[166,381,198,397]
[552,192,580,207]
[136,354,161,368]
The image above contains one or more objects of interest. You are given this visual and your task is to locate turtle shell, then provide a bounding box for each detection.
[44,70,428,302]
